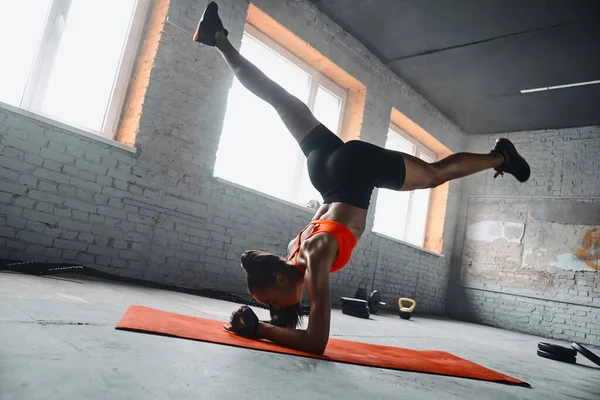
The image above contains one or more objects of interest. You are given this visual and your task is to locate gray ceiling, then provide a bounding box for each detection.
[309,0,600,134]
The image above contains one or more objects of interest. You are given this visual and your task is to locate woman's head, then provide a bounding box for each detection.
[240,250,304,327]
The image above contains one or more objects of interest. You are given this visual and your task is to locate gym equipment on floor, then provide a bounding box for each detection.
[571,342,600,367]
[536,349,576,364]
[537,342,577,359]
[398,298,416,320]
[341,297,370,319]
[353,288,386,314]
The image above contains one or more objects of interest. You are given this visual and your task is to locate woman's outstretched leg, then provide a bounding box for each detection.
[401,152,502,191]
[400,139,530,191]
[194,2,320,143]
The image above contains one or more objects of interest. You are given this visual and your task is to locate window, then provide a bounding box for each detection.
[0,0,148,139]
[214,26,347,207]
[373,125,436,247]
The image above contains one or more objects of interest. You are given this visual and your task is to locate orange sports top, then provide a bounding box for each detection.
[287,220,357,273]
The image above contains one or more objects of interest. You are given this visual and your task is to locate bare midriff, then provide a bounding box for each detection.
[286,202,367,260]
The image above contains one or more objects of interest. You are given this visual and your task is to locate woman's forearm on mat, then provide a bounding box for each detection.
[256,322,327,355]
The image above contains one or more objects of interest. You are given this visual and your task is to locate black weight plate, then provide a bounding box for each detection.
[343,303,369,311]
[343,299,367,305]
[342,305,369,313]
[537,342,577,358]
[537,349,576,364]
[369,290,381,304]
[572,342,600,367]
[342,303,369,311]
[343,311,370,319]
[341,297,368,306]
[342,308,370,319]
[355,288,368,300]
[368,290,381,314]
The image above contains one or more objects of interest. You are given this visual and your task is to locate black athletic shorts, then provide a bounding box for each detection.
[299,124,406,210]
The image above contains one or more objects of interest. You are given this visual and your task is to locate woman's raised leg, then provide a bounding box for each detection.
[194,2,320,143]
[213,34,320,143]
[400,152,504,191]
[388,138,530,191]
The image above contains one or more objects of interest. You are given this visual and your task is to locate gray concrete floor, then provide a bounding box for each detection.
[1,273,599,400]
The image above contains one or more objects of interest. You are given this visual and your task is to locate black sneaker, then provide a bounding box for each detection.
[193,1,228,46]
[491,138,530,182]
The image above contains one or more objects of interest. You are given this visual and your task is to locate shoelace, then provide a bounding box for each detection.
[493,169,504,178]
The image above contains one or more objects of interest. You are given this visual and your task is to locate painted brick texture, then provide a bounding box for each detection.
[450,126,600,346]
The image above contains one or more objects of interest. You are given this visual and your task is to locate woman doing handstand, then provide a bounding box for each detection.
[193,2,530,354]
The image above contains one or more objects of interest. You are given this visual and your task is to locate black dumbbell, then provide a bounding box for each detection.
[353,289,386,314]
[368,290,386,314]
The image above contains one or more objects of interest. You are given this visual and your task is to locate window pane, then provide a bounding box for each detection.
[37,0,136,132]
[0,0,51,106]
[405,151,434,246]
[313,86,341,134]
[406,187,431,246]
[372,129,416,240]
[214,32,311,202]
[373,188,411,241]
[386,129,416,155]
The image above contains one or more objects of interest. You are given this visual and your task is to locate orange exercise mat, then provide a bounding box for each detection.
[116,306,529,387]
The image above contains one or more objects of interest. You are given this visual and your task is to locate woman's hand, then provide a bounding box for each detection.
[225,305,260,337]
[223,306,243,333]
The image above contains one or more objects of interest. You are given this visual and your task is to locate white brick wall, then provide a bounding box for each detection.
[0,0,466,314]
[450,126,600,346]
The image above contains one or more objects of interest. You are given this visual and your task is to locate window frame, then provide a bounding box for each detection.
[374,123,437,246]
[244,25,348,131]
[9,0,150,140]
[218,24,348,207]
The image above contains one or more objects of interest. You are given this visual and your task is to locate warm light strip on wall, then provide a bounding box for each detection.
[520,79,600,93]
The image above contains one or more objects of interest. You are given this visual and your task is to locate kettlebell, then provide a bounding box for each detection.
[398,298,416,320]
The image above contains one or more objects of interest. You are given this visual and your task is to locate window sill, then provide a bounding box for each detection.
[0,101,137,154]
[372,231,444,258]
[213,176,317,215]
